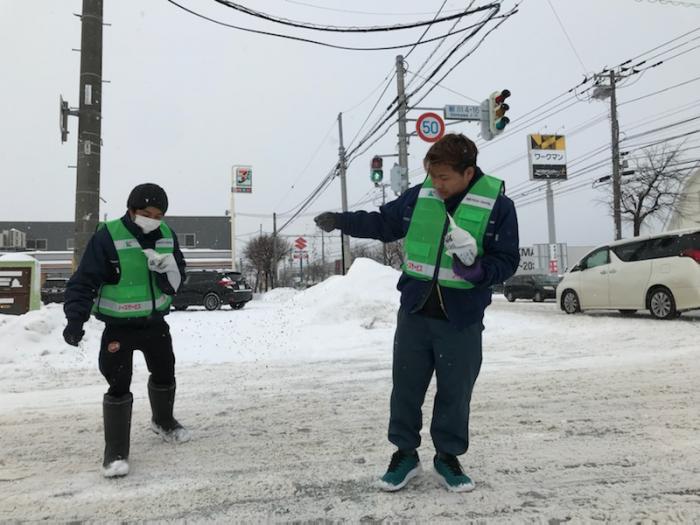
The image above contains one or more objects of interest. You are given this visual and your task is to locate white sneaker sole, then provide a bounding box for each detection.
[377,463,422,492]
[102,459,129,478]
[435,470,475,492]
[150,421,191,443]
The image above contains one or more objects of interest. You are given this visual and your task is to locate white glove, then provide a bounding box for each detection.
[444,215,478,266]
[143,249,181,291]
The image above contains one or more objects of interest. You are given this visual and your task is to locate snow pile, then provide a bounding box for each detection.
[0,304,96,369]
[289,258,400,327]
[258,287,298,303]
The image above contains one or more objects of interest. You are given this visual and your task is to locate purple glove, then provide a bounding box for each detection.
[452,257,484,283]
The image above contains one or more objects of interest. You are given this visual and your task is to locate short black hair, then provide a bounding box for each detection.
[424,133,478,173]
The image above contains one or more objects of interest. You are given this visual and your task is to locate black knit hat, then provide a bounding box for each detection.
[126,183,168,214]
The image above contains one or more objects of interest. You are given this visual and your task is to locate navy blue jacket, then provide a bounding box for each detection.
[335,168,519,329]
[64,213,187,327]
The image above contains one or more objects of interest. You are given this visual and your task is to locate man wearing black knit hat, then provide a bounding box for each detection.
[63,183,190,478]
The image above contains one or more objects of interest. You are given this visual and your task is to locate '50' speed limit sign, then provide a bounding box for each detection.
[416,112,445,143]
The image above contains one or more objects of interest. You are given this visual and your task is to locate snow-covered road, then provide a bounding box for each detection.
[1,260,699,522]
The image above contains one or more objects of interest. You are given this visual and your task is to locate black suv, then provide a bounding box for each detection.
[172,269,253,311]
[503,274,559,302]
[41,277,69,304]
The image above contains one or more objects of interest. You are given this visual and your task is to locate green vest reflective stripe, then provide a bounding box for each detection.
[403,174,503,289]
[94,219,174,318]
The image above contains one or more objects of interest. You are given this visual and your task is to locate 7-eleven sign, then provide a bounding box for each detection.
[294,237,307,250]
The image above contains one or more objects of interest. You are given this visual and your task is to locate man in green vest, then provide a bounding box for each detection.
[314,133,519,492]
[63,183,189,478]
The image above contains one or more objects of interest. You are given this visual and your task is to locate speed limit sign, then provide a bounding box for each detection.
[416,112,445,143]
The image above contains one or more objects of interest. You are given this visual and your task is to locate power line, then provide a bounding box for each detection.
[405,1,474,89]
[166,0,503,52]
[273,118,338,211]
[280,0,466,17]
[213,0,497,33]
[345,70,396,150]
[545,0,587,74]
[404,0,448,59]
[619,75,700,106]
[405,69,481,103]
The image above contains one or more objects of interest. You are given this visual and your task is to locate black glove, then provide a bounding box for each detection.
[63,320,85,347]
[314,212,338,233]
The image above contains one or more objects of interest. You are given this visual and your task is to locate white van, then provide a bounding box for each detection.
[556,228,700,319]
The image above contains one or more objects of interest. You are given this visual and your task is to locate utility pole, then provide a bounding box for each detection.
[609,71,622,241]
[271,212,277,288]
[545,181,556,245]
[395,55,409,192]
[230,168,237,271]
[592,70,624,240]
[72,0,103,270]
[337,112,351,274]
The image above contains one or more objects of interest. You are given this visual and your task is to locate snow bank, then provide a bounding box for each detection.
[0,253,37,262]
[288,258,400,327]
[258,287,298,303]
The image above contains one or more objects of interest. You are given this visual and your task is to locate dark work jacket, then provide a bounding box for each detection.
[64,213,187,328]
[335,168,520,330]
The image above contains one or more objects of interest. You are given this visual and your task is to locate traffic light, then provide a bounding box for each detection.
[489,89,511,136]
[370,155,383,184]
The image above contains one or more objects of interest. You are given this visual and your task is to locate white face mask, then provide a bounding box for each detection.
[133,214,162,234]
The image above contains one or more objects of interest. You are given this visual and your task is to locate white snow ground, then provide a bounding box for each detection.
[1,258,699,522]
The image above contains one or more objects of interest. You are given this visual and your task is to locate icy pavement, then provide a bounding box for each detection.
[1,259,699,521]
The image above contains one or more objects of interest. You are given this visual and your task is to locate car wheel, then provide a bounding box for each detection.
[533,291,544,303]
[648,287,678,320]
[203,292,222,311]
[561,290,580,314]
[230,302,245,310]
[173,305,188,311]
[505,291,516,302]
[618,309,637,316]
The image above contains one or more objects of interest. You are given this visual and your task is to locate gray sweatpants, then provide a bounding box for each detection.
[388,308,483,455]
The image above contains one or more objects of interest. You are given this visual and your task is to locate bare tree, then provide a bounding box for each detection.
[243,234,291,292]
[350,242,384,265]
[600,143,692,236]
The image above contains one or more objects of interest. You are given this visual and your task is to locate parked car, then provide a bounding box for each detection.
[503,274,559,302]
[41,277,68,304]
[556,228,700,320]
[171,269,252,311]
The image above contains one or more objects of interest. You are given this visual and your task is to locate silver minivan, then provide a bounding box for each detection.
[556,228,700,319]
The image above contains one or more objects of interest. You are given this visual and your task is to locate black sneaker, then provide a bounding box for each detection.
[433,452,475,492]
[377,449,422,492]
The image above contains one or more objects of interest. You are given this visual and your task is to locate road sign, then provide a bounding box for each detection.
[292,251,308,260]
[294,237,307,250]
[233,165,253,193]
[528,134,567,180]
[416,112,445,143]
[443,104,481,121]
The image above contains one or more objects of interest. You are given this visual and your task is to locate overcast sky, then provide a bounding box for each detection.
[1,0,699,260]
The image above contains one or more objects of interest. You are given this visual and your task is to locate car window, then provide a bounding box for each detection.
[583,248,609,270]
[679,232,700,251]
[642,235,680,259]
[612,240,648,262]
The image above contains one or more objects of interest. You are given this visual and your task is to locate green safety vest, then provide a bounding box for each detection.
[403,174,503,289]
[93,219,174,318]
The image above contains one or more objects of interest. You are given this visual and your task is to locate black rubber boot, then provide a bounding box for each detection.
[148,378,190,443]
[102,392,132,478]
